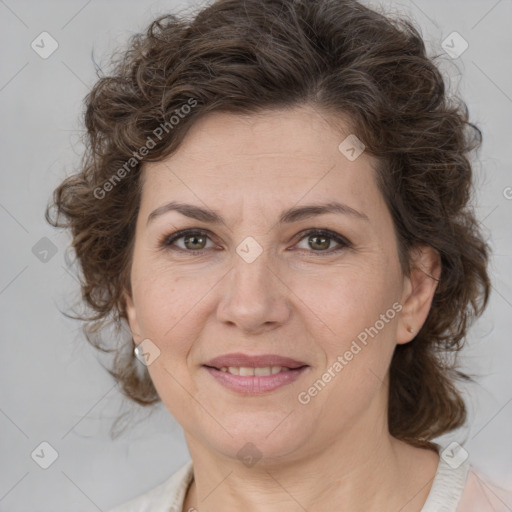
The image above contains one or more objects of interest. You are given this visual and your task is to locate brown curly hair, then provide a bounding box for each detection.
[46,0,491,445]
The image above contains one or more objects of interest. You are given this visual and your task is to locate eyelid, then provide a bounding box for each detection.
[159,227,352,255]
[159,228,218,251]
[292,228,352,254]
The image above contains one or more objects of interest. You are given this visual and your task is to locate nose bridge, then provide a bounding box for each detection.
[230,237,276,304]
[233,239,272,290]
[216,237,291,331]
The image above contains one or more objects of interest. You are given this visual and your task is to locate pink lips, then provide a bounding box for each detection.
[204,353,307,369]
[203,353,309,394]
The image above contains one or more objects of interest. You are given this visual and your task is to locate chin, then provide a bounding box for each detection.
[193,411,313,465]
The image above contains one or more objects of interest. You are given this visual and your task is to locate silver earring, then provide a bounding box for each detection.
[407,326,416,334]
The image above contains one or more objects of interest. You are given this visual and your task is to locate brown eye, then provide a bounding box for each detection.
[182,233,208,250]
[308,234,331,251]
[295,229,351,255]
[161,229,214,252]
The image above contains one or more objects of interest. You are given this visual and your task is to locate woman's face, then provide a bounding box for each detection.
[125,106,435,463]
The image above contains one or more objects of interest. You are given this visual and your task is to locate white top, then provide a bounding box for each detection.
[107,455,512,512]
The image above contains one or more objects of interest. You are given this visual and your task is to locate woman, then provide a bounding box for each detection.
[46,0,511,510]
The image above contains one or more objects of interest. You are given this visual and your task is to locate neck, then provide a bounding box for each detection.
[182,424,439,512]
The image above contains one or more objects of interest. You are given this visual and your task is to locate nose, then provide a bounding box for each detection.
[216,248,292,334]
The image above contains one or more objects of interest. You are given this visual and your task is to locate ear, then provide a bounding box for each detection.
[123,288,143,344]
[396,244,441,345]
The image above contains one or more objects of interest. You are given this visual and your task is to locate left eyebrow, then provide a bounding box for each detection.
[277,201,369,224]
[146,200,369,226]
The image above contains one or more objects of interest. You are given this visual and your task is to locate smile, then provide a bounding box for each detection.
[203,365,309,394]
[218,366,291,376]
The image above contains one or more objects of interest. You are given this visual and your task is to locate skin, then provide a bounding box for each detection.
[124,106,442,512]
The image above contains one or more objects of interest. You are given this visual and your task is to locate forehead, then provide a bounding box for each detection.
[139,107,383,222]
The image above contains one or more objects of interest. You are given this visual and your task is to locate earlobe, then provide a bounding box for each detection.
[123,288,141,342]
[396,244,441,345]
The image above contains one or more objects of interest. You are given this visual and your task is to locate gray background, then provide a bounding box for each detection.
[1,0,511,510]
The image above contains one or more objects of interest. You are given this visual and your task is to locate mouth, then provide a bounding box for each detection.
[207,365,302,376]
[202,353,310,394]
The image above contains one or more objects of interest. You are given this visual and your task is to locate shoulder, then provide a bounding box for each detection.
[106,460,194,512]
[457,466,512,512]
[421,451,512,512]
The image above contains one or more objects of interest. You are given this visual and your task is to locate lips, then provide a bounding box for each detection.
[202,353,310,394]
[204,353,308,370]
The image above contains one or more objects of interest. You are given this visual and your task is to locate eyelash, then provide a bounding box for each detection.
[159,228,352,256]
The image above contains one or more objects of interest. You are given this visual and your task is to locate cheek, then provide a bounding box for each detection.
[131,266,218,359]
[294,269,400,426]
[131,270,207,417]
[290,263,400,343]
[133,278,178,336]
